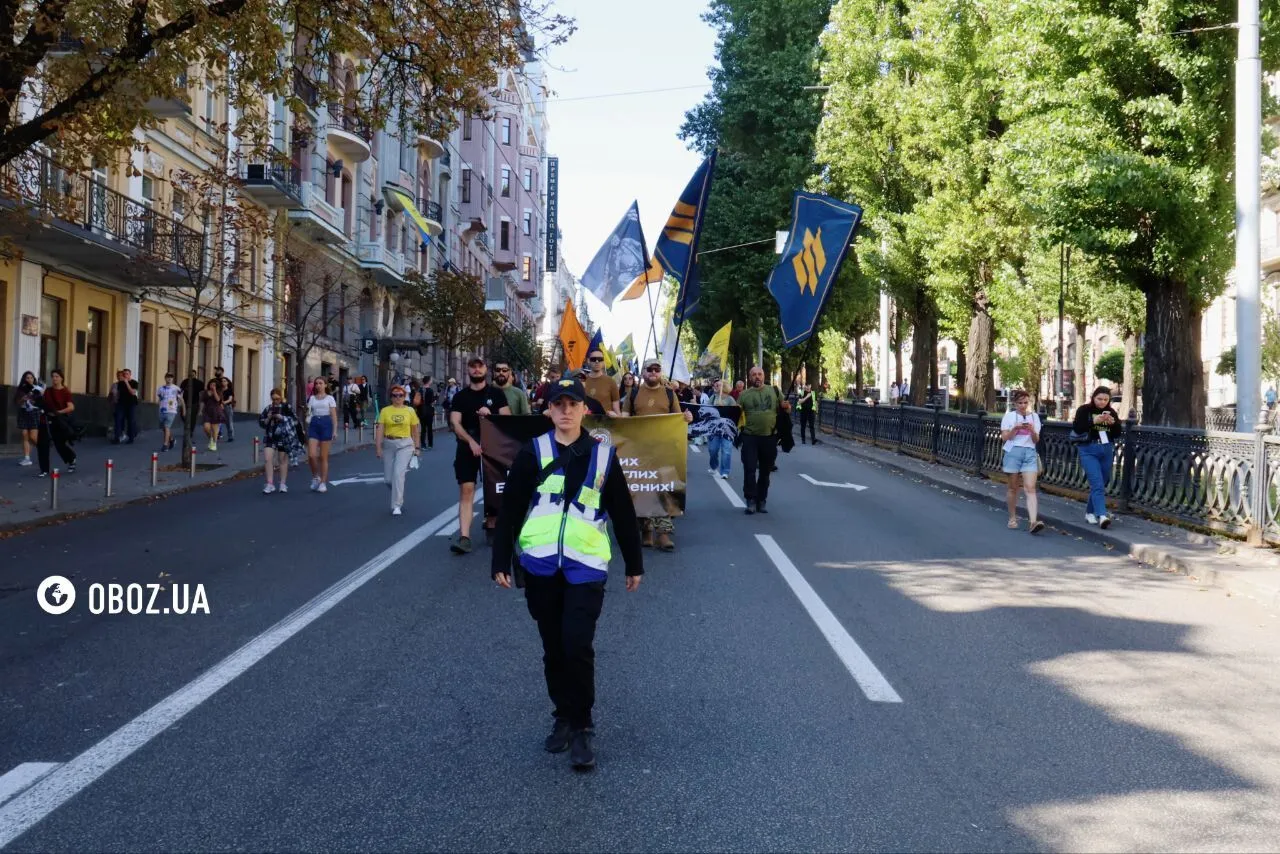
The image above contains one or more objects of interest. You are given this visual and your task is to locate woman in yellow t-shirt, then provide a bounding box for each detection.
[375,385,421,516]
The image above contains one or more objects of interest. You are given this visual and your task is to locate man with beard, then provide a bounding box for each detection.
[582,347,620,416]
[624,359,693,551]
[738,365,786,515]
[448,356,511,554]
[493,360,531,416]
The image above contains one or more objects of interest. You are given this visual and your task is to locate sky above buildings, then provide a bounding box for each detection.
[544,0,717,357]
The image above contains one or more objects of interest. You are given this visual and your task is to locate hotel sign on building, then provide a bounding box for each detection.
[545,156,559,272]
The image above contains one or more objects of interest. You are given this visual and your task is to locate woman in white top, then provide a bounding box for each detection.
[1000,389,1044,533]
[305,377,338,493]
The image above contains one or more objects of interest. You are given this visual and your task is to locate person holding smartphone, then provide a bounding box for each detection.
[1000,390,1044,533]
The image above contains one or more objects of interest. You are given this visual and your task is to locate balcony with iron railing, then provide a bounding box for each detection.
[293,69,320,112]
[0,148,204,286]
[325,103,371,163]
[240,147,302,207]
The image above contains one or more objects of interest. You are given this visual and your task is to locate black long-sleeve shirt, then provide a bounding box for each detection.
[491,430,644,580]
[1072,403,1123,442]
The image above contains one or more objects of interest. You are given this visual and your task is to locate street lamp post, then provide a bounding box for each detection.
[1236,0,1263,431]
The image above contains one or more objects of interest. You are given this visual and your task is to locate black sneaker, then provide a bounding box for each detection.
[544,719,572,754]
[756,500,768,514]
[67,463,77,473]
[569,730,596,771]
[450,536,472,555]
[744,503,755,515]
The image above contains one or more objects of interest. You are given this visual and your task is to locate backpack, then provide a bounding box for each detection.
[628,384,676,415]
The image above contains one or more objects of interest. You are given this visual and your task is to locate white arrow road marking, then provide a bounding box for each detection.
[436,519,460,537]
[0,501,464,849]
[756,535,902,704]
[328,475,388,486]
[799,473,868,491]
[0,764,59,807]
[689,444,701,454]
[712,473,746,509]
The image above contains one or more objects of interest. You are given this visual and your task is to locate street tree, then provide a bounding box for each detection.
[0,0,572,169]
[399,267,501,363]
[131,154,267,465]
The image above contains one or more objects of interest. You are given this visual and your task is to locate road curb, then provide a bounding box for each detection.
[817,431,1280,609]
[0,441,374,540]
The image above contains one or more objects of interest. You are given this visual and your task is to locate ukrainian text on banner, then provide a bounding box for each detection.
[480,414,688,520]
[682,403,742,443]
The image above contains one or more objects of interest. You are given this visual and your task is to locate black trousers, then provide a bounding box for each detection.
[799,410,816,443]
[524,573,606,730]
[741,434,779,503]
[419,411,434,448]
[37,421,76,473]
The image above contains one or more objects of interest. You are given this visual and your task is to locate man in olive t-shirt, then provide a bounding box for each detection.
[738,365,784,515]
[625,360,693,551]
[583,348,620,415]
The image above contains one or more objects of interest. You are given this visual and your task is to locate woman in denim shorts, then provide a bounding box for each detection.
[1000,390,1044,534]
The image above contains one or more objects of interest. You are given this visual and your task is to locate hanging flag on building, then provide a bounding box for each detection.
[580,202,650,305]
[654,151,717,323]
[558,299,591,371]
[619,256,665,302]
[766,191,862,348]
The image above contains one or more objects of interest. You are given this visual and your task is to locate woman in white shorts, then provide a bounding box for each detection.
[1000,389,1044,534]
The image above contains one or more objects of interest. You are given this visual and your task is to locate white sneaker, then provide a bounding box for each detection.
[18,457,32,466]
[263,484,276,494]
[392,506,402,516]
[1085,513,1098,525]
[310,477,320,492]
[721,473,729,480]
[1099,515,1111,529]
[278,484,289,493]
[318,482,328,493]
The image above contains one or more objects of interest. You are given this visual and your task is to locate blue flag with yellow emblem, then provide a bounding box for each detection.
[767,191,862,348]
[655,151,717,324]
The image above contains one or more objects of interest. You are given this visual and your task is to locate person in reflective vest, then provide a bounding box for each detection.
[492,376,643,771]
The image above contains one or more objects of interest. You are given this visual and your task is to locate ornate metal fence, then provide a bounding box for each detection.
[819,399,1280,545]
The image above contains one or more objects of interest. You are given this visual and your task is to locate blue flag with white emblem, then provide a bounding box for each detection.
[767,191,863,348]
[580,201,650,305]
[655,151,717,324]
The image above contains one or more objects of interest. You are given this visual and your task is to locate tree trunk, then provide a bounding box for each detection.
[1122,332,1138,419]
[854,334,865,398]
[963,291,996,412]
[892,304,904,386]
[295,354,308,413]
[1142,278,1205,427]
[907,288,935,405]
[955,340,967,398]
[927,310,939,395]
[1073,320,1088,408]
[182,334,199,467]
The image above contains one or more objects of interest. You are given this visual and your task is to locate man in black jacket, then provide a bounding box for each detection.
[492,377,643,771]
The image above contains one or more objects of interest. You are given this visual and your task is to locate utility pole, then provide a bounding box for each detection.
[879,290,891,403]
[1236,0,1262,431]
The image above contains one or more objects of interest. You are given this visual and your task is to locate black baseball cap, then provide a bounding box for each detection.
[545,377,586,404]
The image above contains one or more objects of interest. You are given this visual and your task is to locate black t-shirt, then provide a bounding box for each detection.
[416,386,437,414]
[116,379,140,407]
[450,384,508,441]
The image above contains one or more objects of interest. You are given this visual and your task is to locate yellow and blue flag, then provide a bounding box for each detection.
[655,151,717,323]
[581,202,650,304]
[767,191,862,348]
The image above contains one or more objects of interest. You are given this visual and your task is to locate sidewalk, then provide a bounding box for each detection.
[817,427,1280,610]
[0,421,376,535]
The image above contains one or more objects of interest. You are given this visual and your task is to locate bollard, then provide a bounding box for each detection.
[151,452,158,487]
[344,423,349,444]
[105,458,113,497]
[253,436,260,464]
[50,468,60,509]
[190,448,197,478]
[358,423,364,443]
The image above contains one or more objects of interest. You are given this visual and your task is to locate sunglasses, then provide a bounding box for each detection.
[588,357,604,363]
[645,366,661,372]
[391,393,405,398]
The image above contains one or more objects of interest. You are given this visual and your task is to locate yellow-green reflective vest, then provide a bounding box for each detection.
[517,433,614,582]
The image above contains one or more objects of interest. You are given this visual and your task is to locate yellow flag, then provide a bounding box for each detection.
[618,256,665,301]
[705,320,732,371]
[558,300,591,371]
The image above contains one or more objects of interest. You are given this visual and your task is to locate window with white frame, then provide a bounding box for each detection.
[501,167,511,198]
[522,210,531,235]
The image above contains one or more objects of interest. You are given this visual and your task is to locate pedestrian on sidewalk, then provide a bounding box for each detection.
[13,371,40,466]
[215,368,236,442]
[739,366,783,515]
[200,379,225,452]
[797,383,818,444]
[36,369,77,476]
[625,359,694,550]
[448,356,511,553]
[306,378,338,493]
[112,369,140,444]
[259,389,302,494]
[1073,386,1122,529]
[413,376,437,450]
[1000,390,1044,534]
[491,376,644,771]
[156,372,182,451]
[376,385,420,516]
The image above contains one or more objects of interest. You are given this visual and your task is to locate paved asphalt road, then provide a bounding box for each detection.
[1,438,1278,852]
